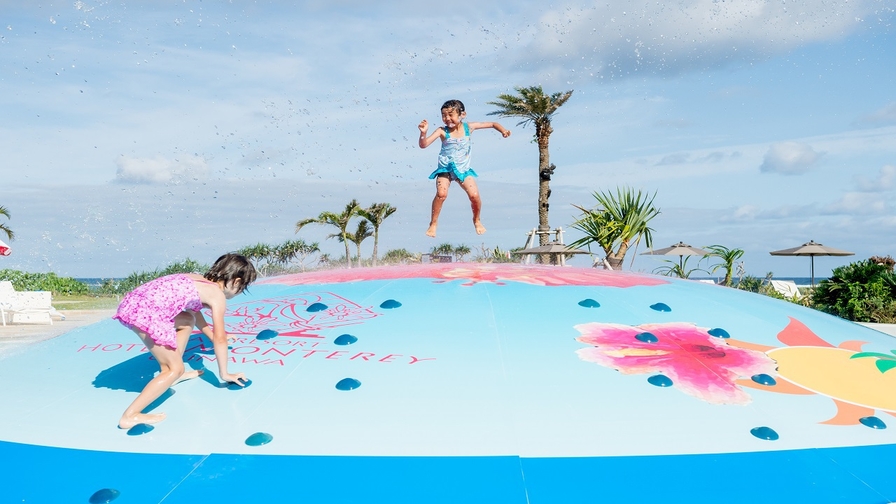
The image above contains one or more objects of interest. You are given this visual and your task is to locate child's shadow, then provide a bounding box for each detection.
[93,336,224,410]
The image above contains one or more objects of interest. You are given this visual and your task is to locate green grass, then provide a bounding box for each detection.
[52,294,120,311]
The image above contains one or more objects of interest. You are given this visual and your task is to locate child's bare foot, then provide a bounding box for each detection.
[474,221,486,235]
[119,412,166,430]
[172,369,204,386]
[426,224,437,237]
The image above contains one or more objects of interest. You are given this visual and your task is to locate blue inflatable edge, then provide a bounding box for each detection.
[4,440,895,503]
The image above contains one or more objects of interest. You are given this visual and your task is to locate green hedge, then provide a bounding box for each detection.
[0,269,89,295]
[811,259,896,323]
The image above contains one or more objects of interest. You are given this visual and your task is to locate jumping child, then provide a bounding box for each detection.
[113,253,257,429]
[418,99,510,237]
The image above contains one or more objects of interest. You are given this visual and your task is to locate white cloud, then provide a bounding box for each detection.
[823,192,886,214]
[760,142,823,175]
[857,102,896,126]
[522,0,882,80]
[114,155,209,184]
[854,164,896,192]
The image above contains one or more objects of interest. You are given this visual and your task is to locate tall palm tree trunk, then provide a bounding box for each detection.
[372,231,379,267]
[536,124,553,246]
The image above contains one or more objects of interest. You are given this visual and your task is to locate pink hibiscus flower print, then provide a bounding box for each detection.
[575,322,777,405]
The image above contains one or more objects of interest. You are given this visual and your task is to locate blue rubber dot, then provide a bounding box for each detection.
[647,374,673,387]
[750,426,779,440]
[336,378,362,391]
[227,379,252,390]
[708,327,730,339]
[245,432,273,446]
[89,488,121,504]
[751,374,777,386]
[334,334,358,345]
[126,423,154,436]
[860,416,887,430]
[256,329,279,340]
[578,299,600,308]
[635,332,658,343]
[650,303,672,312]
[380,299,402,309]
[750,373,778,387]
[307,302,328,312]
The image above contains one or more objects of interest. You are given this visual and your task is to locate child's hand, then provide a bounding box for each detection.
[502,130,511,138]
[222,371,248,387]
[418,119,428,133]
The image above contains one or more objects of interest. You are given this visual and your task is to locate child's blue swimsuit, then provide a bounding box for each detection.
[428,123,478,182]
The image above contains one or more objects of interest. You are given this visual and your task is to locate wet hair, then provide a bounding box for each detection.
[441,99,465,115]
[204,253,257,294]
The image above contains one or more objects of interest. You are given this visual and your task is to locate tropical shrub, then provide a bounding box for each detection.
[0,269,89,295]
[97,258,208,295]
[811,259,896,323]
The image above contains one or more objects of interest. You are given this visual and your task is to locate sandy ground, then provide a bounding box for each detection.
[0,309,116,357]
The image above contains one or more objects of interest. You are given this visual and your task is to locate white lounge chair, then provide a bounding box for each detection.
[0,281,55,325]
[770,280,803,300]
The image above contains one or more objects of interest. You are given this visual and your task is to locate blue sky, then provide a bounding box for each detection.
[1,0,894,278]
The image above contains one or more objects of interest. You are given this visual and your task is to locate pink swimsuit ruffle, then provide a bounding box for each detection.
[113,274,204,349]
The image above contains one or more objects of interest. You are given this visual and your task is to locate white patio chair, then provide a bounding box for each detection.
[0,281,54,325]
[770,280,803,300]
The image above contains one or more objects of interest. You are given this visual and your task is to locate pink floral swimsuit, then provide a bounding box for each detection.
[113,274,204,349]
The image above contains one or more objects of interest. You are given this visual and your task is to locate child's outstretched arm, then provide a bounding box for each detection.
[418,119,444,148]
[468,121,511,138]
[197,285,247,386]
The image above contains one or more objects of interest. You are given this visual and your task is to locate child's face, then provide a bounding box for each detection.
[222,278,243,299]
[441,107,464,129]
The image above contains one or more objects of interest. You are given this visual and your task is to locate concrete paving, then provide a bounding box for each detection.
[0,309,116,357]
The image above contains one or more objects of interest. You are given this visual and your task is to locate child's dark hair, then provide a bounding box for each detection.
[441,99,465,114]
[205,253,257,294]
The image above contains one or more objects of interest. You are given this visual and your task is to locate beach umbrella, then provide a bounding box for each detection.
[769,240,854,286]
[0,239,9,256]
[640,241,711,269]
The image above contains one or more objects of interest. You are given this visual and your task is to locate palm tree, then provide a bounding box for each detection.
[705,245,745,286]
[488,86,573,246]
[357,202,396,266]
[0,205,13,240]
[296,199,360,268]
[653,256,707,279]
[274,239,320,272]
[568,187,660,270]
[382,248,420,264]
[344,219,373,267]
[236,242,275,275]
[453,244,471,262]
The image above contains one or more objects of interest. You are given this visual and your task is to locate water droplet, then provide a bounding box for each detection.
[256,329,278,340]
[650,303,671,312]
[380,299,402,309]
[860,416,887,429]
[751,374,777,386]
[635,332,658,343]
[227,379,252,390]
[245,432,273,446]
[89,488,121,503]
[750,426,779,440]
[336,378,361,391]
[307,302,327,312]
[334,334,358,345]
[647,374,673,387]
[126,423,154,436]
[578,299,600,308]
[708,328,730,338]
